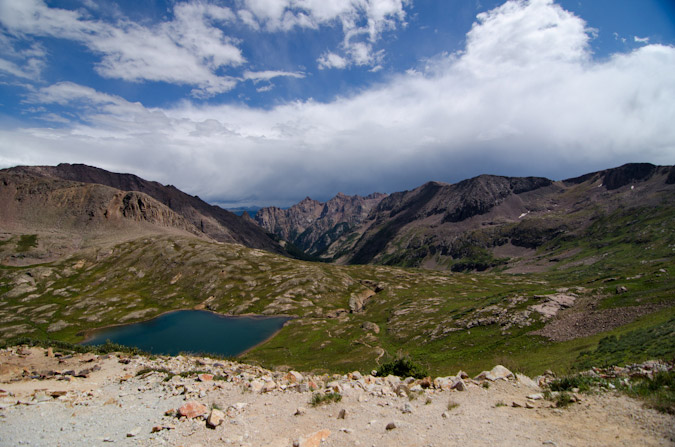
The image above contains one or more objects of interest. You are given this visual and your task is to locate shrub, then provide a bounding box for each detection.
[376,356,428,379]
[310,392,342,407]
[548,375,593,393]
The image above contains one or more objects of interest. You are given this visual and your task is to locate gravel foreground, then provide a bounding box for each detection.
[0,347,673,447]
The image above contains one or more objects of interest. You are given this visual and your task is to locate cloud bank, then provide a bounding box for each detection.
[1,0,674,206]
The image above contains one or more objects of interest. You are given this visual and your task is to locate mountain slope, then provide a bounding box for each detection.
[7,164,284,255]
[257,163,675,271]
[0,168,209,264]
[256,192,386,255]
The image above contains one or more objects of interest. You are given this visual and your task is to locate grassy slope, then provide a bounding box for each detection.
[0,205,673,377]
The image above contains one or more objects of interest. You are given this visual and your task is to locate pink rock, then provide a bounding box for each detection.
[198,373,214,382]
[178,401,207,419]
[297,429,331,447]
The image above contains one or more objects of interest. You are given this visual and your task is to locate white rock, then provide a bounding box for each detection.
[516,373,539,389]
[206,409,225,428]
[451,378,467,391]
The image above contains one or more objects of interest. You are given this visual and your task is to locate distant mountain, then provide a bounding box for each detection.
[254,163,675,271]
[0,164,285,259]
[255,192,387,255]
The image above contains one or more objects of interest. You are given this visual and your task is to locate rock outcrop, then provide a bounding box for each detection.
[256,192,386,255]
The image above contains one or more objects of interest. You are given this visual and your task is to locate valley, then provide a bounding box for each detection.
[0,163,673,378]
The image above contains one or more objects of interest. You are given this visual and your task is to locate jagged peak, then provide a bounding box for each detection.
[298,196,320,205]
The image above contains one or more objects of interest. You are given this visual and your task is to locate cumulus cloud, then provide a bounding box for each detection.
[238,0,410,69]
[317,51,349,70]
[2,0,675,206]
[0,0,243,97]
[0,0,409,92]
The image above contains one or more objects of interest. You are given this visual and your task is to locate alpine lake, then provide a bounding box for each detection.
[82,310,289,357]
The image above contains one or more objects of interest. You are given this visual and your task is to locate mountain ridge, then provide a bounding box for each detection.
[254,163,675,271]
[3,163,285,255]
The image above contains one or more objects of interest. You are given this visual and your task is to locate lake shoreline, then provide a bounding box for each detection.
[79,308,292,357]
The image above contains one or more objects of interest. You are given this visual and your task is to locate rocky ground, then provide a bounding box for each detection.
[0,347,673,447]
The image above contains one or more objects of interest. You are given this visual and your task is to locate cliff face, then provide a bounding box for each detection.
[255,197,324,243]
[6,164,285,255]
[255,192,387,255]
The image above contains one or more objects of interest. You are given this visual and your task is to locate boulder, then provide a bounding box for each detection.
[516,373,539,389]
[350,371,363,380]
[349,289,376,313]
[262,381,278,393]
[285,371,304,383]
[326,381,342,393]
[395,384,409,397]
[385,375,401,386]
[475,365,514,381]
[198,373,213,382]
[249,379,265,393]
[434,376,454,390]
[361,321,380,334]
[451,378,467,391]
[206,408,225,428]
[456,370,469,380]
[178,401,207,419]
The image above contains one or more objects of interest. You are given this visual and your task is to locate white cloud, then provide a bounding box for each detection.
[3,0,675,205]
[239,0,410,69]
[0,0,243,97]
[318,51,348,70]
[634,36,649,44]
[243,70,305,82]
[0,33,46,80]
[256,84,275,93]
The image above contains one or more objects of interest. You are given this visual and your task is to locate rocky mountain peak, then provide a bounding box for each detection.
[255,192,387,255]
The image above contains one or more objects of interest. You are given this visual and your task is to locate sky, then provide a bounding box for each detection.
[0,0,674,208]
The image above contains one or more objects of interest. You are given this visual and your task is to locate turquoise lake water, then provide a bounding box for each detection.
[82,310,289,357]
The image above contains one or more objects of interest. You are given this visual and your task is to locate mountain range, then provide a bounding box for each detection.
[256,163,675,271]
[0,161,673,376]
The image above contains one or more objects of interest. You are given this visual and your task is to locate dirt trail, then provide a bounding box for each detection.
[0,347,673,447]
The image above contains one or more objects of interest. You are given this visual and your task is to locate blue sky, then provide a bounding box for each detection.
[0,0,674,207]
